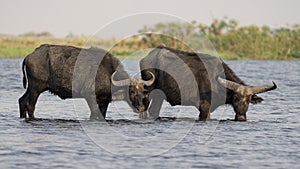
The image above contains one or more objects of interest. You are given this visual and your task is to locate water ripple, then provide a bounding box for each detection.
[0,59,299,168]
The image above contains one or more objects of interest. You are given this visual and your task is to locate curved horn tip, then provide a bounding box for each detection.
[272,81,277,89]
[143,71,155,86]
[147,71,155,77]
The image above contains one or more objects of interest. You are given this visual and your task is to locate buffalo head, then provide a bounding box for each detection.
[217,77,277,121]
[111,71,155,113]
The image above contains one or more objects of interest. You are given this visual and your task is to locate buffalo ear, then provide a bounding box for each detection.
[249,95,263,104]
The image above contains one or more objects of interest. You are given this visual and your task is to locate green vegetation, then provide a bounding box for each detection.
[0,17,299,59]
[0,36,89,58]
[134,17,300,59]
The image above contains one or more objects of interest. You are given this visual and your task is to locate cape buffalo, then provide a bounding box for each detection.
[112,46,277,121]
[19,44,129,120]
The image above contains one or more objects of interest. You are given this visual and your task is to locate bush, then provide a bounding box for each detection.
[0,18,299,60]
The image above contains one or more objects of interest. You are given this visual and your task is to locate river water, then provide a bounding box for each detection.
[0,59,299,169]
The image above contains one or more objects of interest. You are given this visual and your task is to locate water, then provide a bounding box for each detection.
[0,59,299,168]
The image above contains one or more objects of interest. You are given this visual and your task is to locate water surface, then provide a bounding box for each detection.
[0,59,299,168]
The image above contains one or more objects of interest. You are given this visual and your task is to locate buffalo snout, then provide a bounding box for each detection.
[137,106,146,112]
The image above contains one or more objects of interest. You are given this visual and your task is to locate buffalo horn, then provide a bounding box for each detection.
[142,71,155,86]
[248,81,277,94]
[111,71,131,86]
[217,77,277,95]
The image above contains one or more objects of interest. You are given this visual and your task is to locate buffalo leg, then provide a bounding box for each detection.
[98,102,109,119]
[148,99,163,119]
[148,89,165,119]
[198,100,211,121]
[86,98,104,120]
[19,78,46,119]
[27,91,40,119]
[19,89,30,118]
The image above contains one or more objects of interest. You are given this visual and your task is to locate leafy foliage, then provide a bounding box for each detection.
[137,18,300,59]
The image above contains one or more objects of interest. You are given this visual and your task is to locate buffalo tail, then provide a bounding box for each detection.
[22,59,27,89]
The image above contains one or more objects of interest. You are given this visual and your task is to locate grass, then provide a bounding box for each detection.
[0,35,298,60]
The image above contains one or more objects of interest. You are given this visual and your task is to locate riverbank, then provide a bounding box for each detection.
[0,35,298,60]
